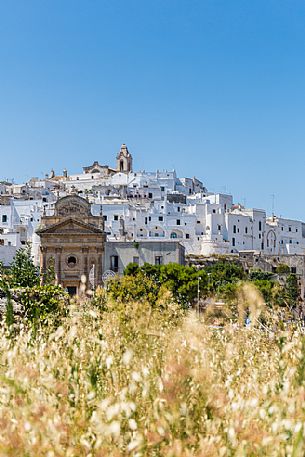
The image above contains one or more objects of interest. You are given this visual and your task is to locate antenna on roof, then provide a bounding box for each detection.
[271,194,275,217]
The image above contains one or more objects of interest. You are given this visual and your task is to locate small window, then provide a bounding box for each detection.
[213,209,216,214]
[114,215,119,221]
[291,267,297,274]
[160,186,165,191]
[289,227,292,232]
[232,237,235,247]
[233,225,236,234]
[103,215,108,221]
[145,217,148,224]
[176,219,181,225]
[2,215,7,223]
[110,255,119,272]
[186,233,190,239]
[245,227,248,234]
[67,256,77,268]
[155,256,163,265]
[259,221,262,231]
[177,207,180,212]
[217,225,221,231]
[148,193,153,199]
[158,216,163,221]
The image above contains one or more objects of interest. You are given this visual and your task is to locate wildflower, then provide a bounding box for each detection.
[106,355,113,369]
[128,418,137,430]
[122,349,133,366]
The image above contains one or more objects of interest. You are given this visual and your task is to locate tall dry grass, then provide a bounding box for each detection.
[0,288,304,456]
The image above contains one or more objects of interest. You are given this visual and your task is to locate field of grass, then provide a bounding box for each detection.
[0,287,305,456]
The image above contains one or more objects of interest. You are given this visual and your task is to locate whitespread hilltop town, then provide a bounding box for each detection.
[0,143,304,294]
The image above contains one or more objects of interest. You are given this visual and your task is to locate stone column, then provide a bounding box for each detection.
[40,247,47,285]
[55,247,63,285]
[82,247,89,287]
[96,252,103,286]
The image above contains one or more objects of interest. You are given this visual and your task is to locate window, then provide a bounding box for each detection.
[110,255,119,272]
[160,186,165,191]
[2,215,7,223]
[148,193,153,199]
[158,216,163,221]
[170,232,177,239]
[245,227,248,234]
[133,256,139,265]
[217,225,221,231]
[177,207,180,212]
[103,215,107,221]
[145,217,148,224]
[291,267,297,274]
[232,237,235,246]
[67,256,77,268]
[155,256,163,265]
[197,220,200,224]
[259,221,262,231]
[176,219,181,225]
[233,225,236,234]
[186,233,190,239]
[114,215,119,221]
[149,216,151,221]
[213,209,216,214]
[289,227,292,232]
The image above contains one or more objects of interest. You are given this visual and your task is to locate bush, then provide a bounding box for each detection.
[18,285,68,326]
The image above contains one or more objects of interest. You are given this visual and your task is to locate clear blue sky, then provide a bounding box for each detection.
[1,0,305,220]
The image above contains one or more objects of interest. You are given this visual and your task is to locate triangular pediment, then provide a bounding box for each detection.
[37,218,104,235]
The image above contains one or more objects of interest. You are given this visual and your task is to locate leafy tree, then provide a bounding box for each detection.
[276,264,291,275]
[19,284,68,327]
[284,274,300,309]
[44,257,56,285]
[249,269,275,281]
[252,280,276,306]
[108,273,160,306]
[8,244,40,288]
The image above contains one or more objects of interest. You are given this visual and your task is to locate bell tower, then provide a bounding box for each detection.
[116,144,133,173]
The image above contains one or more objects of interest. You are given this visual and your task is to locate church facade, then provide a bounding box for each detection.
[37,195,105,295]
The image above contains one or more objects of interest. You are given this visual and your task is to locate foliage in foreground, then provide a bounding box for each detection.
[0,288,305,456]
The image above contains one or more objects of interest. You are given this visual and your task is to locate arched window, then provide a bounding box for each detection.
[170,232,178,239]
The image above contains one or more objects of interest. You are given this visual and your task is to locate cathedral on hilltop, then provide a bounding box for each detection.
[82,144,133,176]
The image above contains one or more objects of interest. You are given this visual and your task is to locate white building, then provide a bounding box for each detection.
[1,143,305,264]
